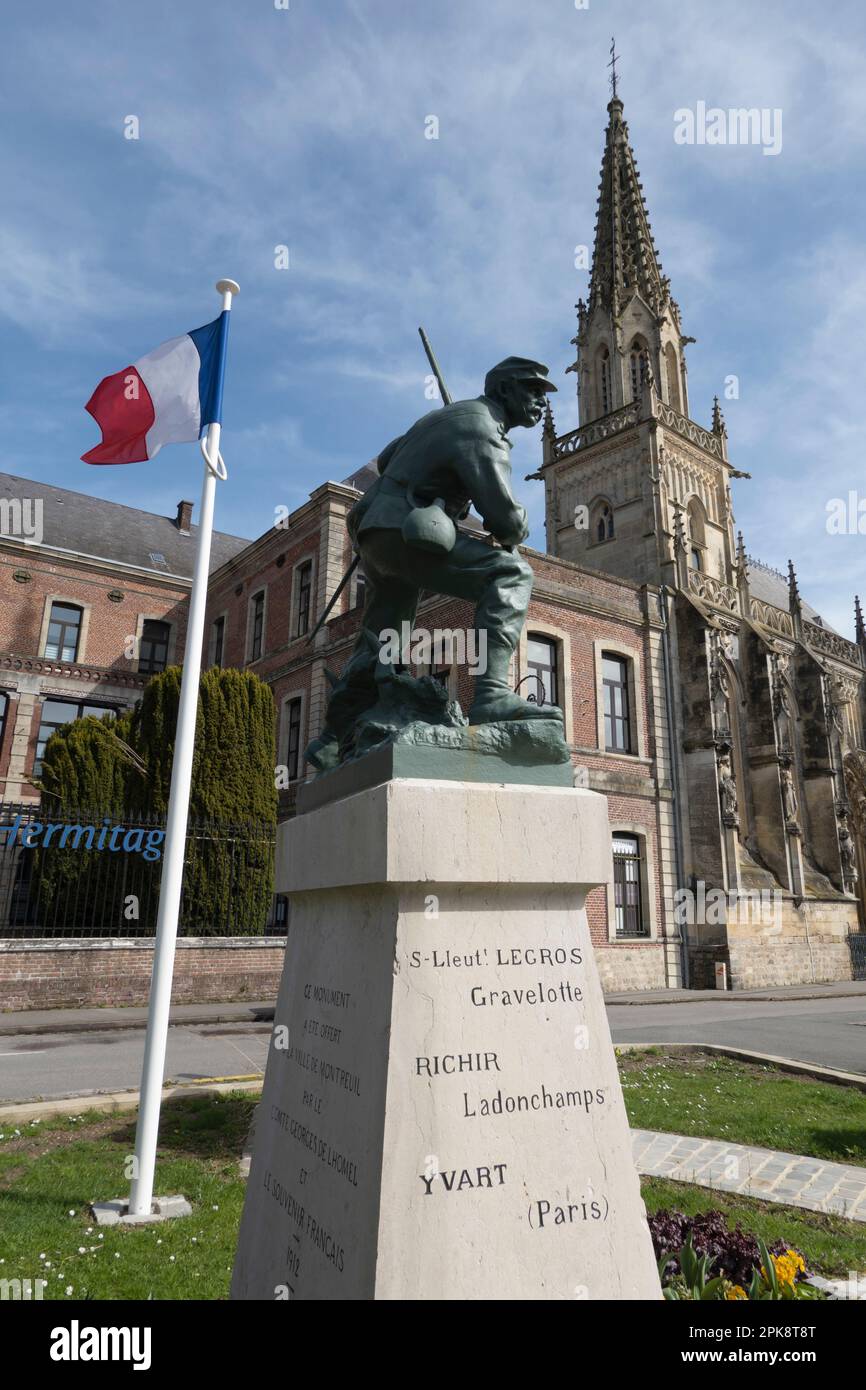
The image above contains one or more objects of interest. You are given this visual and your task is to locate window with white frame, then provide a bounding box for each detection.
[211,615,225,667]
[526,635,558,708]
[249,591,265,662]
[43,602,83,662]
[138,619,170,675]
[602,652,633,753]
[294,561,313,638]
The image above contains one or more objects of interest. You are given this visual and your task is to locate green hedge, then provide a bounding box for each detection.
[36,668,277,936]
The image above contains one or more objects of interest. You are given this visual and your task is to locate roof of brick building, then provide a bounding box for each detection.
[0,471,250,578]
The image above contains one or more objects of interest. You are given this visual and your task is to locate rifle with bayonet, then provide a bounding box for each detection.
[305,326,451,645]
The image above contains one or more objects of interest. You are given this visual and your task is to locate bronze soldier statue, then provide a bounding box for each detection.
[308,357,563,770]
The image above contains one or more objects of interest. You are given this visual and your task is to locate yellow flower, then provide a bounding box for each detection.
[771,1253,800,1287]
[726,1284,747,1300]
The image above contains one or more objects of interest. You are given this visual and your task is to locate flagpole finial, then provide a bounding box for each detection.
[216,279,240,311]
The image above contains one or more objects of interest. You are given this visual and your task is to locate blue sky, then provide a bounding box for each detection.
[2,0,864,634]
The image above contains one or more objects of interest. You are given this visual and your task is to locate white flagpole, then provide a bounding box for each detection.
[128,278,239,1218]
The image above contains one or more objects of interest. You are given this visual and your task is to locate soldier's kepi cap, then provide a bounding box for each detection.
[484,356,558,396]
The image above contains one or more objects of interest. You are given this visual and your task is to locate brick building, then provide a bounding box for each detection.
[0,472,247,801]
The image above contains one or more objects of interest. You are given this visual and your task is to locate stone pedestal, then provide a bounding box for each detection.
[231,777,660,1301]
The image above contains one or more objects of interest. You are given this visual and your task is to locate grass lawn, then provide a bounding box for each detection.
[0,1092,256,1300]
[619,1049,866,1166]
[642,1178,866,1277]
[2,1053,865,1299]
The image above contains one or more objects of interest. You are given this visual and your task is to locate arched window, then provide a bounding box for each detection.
[612,834,647,937]
[689,547,702,571]
[43,602,83,662]
[139,619,170,674]
[526,635,558,708]
[602,652,634,752]
[592,499,615,544]
[665,342,682,412]
[598,347,612,416]
[629,342,648,401]
[687,497,706,547]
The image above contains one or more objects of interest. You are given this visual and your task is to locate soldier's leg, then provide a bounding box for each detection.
[333,561,420,716]
[307,556,420,768]
[361,531,561,724]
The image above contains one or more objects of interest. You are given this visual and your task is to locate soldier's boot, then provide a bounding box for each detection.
[468,638,564,725]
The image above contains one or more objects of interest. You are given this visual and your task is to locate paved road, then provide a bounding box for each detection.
[608,994,866,1075]
[0,1023,272,1104]
[0,996,864,1104]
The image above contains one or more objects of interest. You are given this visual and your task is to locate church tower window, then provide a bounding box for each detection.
[592,500,615,543]
[665,342,682,412]
[629,343,647,401]
[598,347,612,415]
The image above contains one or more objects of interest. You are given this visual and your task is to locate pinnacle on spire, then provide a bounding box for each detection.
[787,560,802,617]
[587,75,668,319]
[856,594,865,646]
[736,531,749,588]
[542,397,556,439]
[712,395,727,435]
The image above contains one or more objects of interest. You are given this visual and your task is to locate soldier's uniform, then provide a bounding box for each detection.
[349,392,532,656]
[311,358,559,765]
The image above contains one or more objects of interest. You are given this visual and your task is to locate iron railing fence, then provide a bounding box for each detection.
[849,931,866,981]
[0,802,281,938]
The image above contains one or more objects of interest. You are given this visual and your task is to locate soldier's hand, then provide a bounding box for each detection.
[503,506,529,547]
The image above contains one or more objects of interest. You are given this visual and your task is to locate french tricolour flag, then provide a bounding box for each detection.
[82,314,228,465]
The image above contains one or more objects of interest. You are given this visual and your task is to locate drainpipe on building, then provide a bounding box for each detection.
[658,585,690,989]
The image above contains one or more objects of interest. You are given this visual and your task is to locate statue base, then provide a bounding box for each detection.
[231,777,660,1301]
[298,718,571,813]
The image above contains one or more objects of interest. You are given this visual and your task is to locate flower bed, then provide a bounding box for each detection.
[650,1207,818,1301]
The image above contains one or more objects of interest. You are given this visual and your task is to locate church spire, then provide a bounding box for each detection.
[588,82,669,320]
[572,60,690,427]
[855,594,865,648]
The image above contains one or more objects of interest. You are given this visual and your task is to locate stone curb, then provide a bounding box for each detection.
[0,1005,276,1037]
[605,986,866,1005]
[0,1078,264,1124]
[615,1042,866,1091]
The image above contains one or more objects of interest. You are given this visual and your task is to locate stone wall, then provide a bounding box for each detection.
[688,897,860,990]
[0,937,285,1012]
[596,941,668,993]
